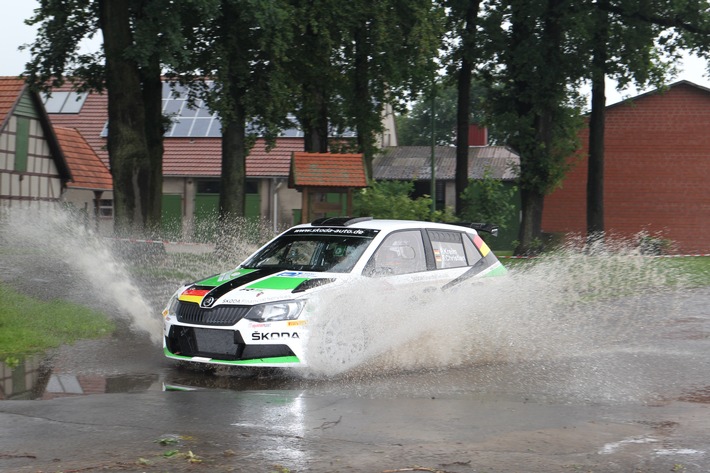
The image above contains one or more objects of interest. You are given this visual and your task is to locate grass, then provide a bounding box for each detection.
[0,282,115,360]
[659,256,710,287]
[501,255,710,287]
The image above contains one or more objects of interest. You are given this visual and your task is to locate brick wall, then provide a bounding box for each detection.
[542,82,710,254]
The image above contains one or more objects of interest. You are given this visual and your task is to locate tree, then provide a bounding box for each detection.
[459,170,517,230]
[353,180,456,222]
[445,0,482,216]
[286,0,344,154]
[481,0,585,254]
[24,0,210,237]
[339,0,444,175]
[287,0,443,174]
[174,0,293,227]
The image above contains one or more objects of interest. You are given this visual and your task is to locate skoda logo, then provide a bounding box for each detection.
[202,296,215,307]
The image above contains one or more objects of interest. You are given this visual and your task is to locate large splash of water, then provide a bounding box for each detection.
[1,207,162,342]
[302,241,683,379]
[0,206,276,345]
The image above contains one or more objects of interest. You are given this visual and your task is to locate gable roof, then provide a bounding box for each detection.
[289,152,368,188]
[374,146,519,181]
[0,76,72,182]
[54,126,112,191]
[607,80,710,111]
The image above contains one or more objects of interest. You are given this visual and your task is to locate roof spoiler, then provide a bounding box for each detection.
[458,222,499,237]
[311,216,373,227]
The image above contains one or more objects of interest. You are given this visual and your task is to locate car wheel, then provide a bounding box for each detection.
[321,318,368,368]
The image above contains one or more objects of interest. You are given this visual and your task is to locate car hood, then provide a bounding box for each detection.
[177,267,342,306]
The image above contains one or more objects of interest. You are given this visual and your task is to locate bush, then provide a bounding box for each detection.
[353,180,456,222]
[459,171,518,228]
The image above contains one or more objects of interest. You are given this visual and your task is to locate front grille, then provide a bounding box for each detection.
[175,301,250,326]
[165,326,294,360]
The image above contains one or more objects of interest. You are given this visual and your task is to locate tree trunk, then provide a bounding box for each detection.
[98,0,150,237]
[300,21,330,154]
[139,54,164,236]
[220,119,247,219]
[516,188,545,255]
[353,26,376,179]
[219,1,247,220]
[455,0,481,216]
[302,84,329,153]
[587,4,609,241]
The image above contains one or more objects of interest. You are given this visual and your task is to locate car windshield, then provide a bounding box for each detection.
[242,231,375,273]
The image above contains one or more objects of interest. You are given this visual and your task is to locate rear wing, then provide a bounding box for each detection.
[457,222,499,237]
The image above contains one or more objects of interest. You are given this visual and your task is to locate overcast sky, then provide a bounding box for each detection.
[2,1,709,106]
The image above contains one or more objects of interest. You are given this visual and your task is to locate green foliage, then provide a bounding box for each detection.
[353,180,456,222]
[290,0,445,164]
[459,171,517,229]
[0,283,114,358]
[397,79,491,146]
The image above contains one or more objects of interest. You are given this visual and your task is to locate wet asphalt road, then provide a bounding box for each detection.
[0,285,709,473]
[1,230,709,472]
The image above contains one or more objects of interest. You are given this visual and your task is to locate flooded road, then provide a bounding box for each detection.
[1,210,710,472]
[2,285,710,473]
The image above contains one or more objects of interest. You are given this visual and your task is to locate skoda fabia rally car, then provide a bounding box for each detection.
[162,217,506,368]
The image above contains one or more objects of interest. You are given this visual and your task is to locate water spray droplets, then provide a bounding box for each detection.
[301,241,683,380]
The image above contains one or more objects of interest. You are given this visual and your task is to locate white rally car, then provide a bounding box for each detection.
[162,217,506,368]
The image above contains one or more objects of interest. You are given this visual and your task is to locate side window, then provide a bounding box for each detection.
[428,230,478,269]
[463,233,483,266]
[365,230,426,277]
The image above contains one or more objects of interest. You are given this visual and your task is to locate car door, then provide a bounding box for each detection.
[363,229,463,293]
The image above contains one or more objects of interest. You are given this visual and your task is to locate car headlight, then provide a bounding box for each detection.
[244,300,305,322]
[162,286,186,318]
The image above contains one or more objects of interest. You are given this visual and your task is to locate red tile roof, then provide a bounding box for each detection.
[48,89,109,164]
[47,86,302,179]
[164,137,303,178]
[54,127,112,191]
[290,152,368,188]
[0,77,27,130]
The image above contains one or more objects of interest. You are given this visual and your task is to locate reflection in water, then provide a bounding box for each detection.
[0,354,50,400]
[0,355,160,400]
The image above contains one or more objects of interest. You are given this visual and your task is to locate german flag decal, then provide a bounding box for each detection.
[179,287,210,304]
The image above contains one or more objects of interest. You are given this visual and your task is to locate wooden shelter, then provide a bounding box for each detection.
[289,152,368,223]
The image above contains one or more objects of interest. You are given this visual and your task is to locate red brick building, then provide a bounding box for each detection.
[542,81,710,254]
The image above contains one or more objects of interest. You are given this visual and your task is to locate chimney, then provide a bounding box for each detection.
[468,124,488,146]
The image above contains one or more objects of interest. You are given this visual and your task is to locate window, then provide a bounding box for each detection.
[243,233,374,273]
[428,230,480,269]
[98,199,113,218]
[463,234,483,266]
[365,230,426,276]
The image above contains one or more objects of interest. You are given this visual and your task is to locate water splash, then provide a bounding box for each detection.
[302,241,683,379]
[1,207,163,343]
[0,207,276,346]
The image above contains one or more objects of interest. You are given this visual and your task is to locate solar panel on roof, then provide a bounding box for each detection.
[42,91,88,114]
[98,82,357,139]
